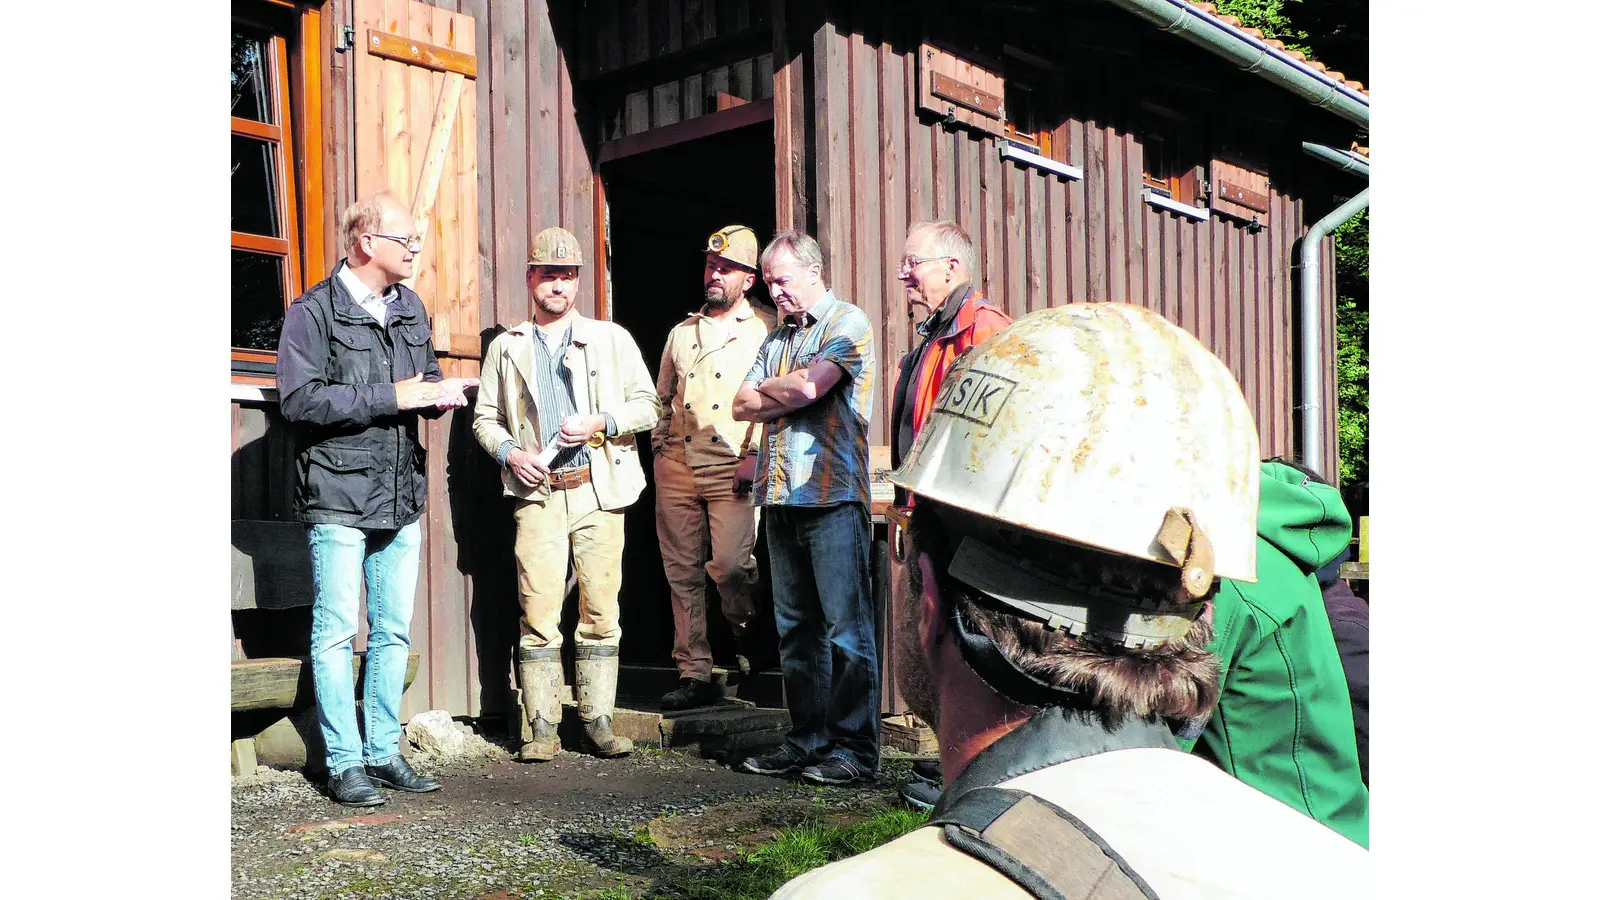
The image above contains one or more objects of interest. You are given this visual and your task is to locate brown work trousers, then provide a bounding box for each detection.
[512,478,625,651]
[653,454,760,680]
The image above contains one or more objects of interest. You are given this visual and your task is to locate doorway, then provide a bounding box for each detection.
[601,119,778,672]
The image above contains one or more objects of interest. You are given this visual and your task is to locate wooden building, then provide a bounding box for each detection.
[230,0,1369,735]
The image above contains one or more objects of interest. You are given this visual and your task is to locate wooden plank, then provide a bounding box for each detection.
[232,231,291,255]
[426,6,459,356]
[930,120,951,219]
[879,29,909,459]
[814,18,850,284]
[1046,173,1068,308]
[298,4,327,275]
[452,4,481,355]
[755,51,774,100]
[955,130,977,243]
[653,80,682,128]
[403,1,436,312]
[731,57,755,101]
[231,117,283,142]
[907,50,932,226]
[1026,168,1047,313]
[1104,127,1127,304]
[409,72,465,247]
[354,0,384,204]
[771,0,803,231]
[1084,122,1107,302]
[684,0,707,47]
[367,28,479,78]
[231,653,421,712]
[559,46,599,320]
[491,0,528,326]
[852,28,882,443]
[1161,206,1178,323]
[682,72,704,118]
[622,0,649,67]
[599,97,775,163]
[624,90,650,135]
[1003,162,1025,318]
[324,0,351,271]
[979,131,1002,302]
[531,0,562,235]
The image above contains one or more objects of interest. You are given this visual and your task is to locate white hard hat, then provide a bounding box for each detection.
[890,303,1259,600]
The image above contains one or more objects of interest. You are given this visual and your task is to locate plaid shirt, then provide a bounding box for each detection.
[744,290,875,507]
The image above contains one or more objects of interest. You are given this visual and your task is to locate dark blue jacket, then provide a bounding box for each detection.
[276,260,445,530]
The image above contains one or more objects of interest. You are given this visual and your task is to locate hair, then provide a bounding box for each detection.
[907,498,1220,728]
[341,191,402,253]
[908,220,975,273]
[758,229,825,275]
[1268,455,1330,487]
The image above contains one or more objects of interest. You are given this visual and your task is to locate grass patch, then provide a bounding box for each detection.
[650,806,929,900]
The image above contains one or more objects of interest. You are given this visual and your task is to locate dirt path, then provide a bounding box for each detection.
[231,747,915,899]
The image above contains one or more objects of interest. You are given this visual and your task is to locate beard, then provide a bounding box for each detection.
[895,560,942,729]
[534,292,574,317]
[704,283,740,310]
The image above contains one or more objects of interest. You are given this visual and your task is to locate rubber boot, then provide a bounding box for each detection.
[574,644,633,757]
[516,645,563,762]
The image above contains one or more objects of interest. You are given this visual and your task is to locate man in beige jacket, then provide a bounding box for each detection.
[651,225,775,711]
[472,226,660,762]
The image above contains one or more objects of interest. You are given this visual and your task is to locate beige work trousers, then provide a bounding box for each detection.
[512,479,625,651]
[653,454,760,680]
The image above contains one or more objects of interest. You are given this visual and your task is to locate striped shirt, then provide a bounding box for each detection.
[531,323,590,471]
[744,290,875,507]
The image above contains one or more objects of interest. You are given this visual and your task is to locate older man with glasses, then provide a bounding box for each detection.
[887,221,1011,810]
[276,190,479,807]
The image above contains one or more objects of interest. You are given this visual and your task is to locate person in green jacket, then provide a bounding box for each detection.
[1177,459,1370,847]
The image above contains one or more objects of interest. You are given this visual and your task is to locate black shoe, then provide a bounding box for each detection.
[327,768,385,807]
[911,758,943,787]
[660,677,723,711]
[739,744,806,777]
[365,757,441,793]
[801,756,874,786]
[899,779,940,812]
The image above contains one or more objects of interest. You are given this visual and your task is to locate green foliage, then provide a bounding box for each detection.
[1211,0,1312,55]
[1332,211,1369,487]
[653,808,931,900]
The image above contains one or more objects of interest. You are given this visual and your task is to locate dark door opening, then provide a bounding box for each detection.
[602,120,777,672]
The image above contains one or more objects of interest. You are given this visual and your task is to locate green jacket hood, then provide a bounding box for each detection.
[1256,461,1353,572]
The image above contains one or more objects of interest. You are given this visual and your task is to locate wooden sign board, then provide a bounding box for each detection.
[918,44,1006,137]
[1210,158,1272,226]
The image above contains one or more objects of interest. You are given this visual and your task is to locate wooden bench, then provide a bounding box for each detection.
[232,652,422,712]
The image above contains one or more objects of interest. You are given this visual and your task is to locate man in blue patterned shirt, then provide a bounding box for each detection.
[732,230,879,786]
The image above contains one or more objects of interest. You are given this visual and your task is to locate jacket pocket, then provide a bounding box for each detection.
[399,321,435,376]
[329,324,377,385]
[303,444,376,516]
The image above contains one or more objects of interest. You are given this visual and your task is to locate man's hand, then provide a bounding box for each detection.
[505,448,550,487]
[394,373,481,411]
[557,414,608,448]
[734,453,758,494]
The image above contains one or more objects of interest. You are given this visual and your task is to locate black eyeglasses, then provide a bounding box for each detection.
[370,232,423,253]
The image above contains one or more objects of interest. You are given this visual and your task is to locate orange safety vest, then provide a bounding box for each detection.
[908,295,1013,441]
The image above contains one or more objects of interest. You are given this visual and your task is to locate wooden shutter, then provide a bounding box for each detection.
[1209,158,1271,227]
[917,44,1006,137]
[353,0,480,358]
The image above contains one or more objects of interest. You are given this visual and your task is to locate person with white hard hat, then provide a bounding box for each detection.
[771,303,1369,900]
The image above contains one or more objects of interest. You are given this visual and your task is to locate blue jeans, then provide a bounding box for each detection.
[307,521,421,776]
[766,502,879,771]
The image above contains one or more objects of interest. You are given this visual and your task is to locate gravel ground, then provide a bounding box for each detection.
[231,742,916,899]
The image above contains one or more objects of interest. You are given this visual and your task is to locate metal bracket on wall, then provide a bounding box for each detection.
[337,24,355,53]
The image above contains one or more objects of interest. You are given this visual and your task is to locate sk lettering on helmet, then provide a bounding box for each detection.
[935,369,1017,427]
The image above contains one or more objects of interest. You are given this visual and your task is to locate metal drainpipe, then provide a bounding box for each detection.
[1303,142,1370,178]
[1098,0,1369,128]
[1299,187,1369,477]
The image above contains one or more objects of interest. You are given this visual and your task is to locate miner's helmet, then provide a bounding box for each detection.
[888,302,1260,652]
[528,227,584,268]
[705,225,759,271]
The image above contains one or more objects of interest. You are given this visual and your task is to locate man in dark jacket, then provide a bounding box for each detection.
[276,191,478,807]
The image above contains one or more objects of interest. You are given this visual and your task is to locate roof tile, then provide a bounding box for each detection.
[1175,1,1368,98]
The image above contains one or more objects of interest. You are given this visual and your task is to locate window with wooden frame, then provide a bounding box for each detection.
[1141,104,1203,208]
[1002,80,1053,158]
[231,1,325,383]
